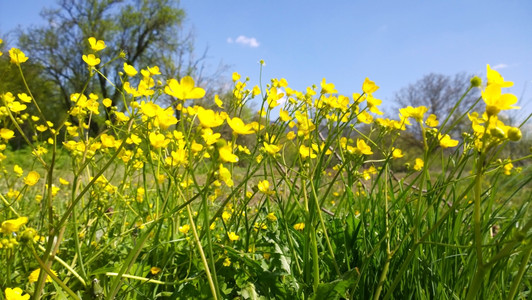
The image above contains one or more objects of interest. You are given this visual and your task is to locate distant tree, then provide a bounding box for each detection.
[16,0,224,132]
[394,73,481,146]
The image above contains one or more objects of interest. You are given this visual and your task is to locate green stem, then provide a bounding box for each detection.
[506,244,532,300]
[186,202,219,300]
[30,244,80,300]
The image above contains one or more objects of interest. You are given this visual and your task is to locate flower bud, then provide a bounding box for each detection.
[490,127,506,139]
[20,228,37,244]
[470,76,482,87]
[507,127,522,142]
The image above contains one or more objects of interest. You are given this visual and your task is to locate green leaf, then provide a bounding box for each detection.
[310,278,351,300]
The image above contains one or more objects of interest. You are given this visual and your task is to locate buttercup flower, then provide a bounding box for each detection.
[219,144,239,163]
[123,63,138,76]
[1,217,28,234]
[294,223,305,231]
[28,268,57,283]
[82,54,100,67]
[0,128,15,140]
[179,224,190,234]
[88,37,106,51]
[9,48,29,65]
[197,107,224,128]
[227,117,254,135]
[227,232,240,241]
[486,64,513,88]
[150,267,162,275]
[392,148,404,159]
[164,76,205,100]
[4,287,30,300]
[482,85,519,116]
[438,133,459,149]
[24,171,40,186]
[362,78,379,96]
[413,158,424,171]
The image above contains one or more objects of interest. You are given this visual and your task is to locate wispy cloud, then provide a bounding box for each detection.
[492,63,508,70]
[227,35,260,48]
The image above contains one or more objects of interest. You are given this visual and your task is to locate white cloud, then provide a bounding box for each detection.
[492,63,508,70]
[227,35,260,48]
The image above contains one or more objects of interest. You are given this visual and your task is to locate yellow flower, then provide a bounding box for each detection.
[294,222,305,231]
[28,268,57,284]
[413,158,424,171]
[263,142,281,155]
[149,132,170,149]
[1,217,28,234]
[223,257,231,267]
[24,171,40,186]
[59,178,70,185]
[36,124,48,132]
[366,96,383,115]
[88,37,106,51]
[214,94,224,108]
[140,101,159,117]
[150,267,162,275]
[9,101,27,113]
[279,109,292,122]
[355,139,373,155]
[320,78,337,94]
[222,211,231,222]
[82,54,100,67]
[267,87,284,108]
[123,63,138,76]
[227,232,240,241]
[391,148,404,159]
[438,133,459,148]
[202,128,221,145]
[219,144,239,163]
[299,144,317,159]
[164,76,205,100]
[218,164,234,187]
[486,64,513,88]
[179,224,190,234]
[13,165,23,177]
[4,287,30,300]
[400,106,428,123]
[0,128,15,140]
[227,117,255,135]
[9,48,29,65]
[197,107,224,128]
[147,65,161,75]
[232,72,241,82]
[482,85,519,116]
[362,77,379,96]
[286,131,296,140]
[258,180,270,194]
[503,162,513,175]
[425,114,439,127]
[17,93,32,103]
[252,85,261,97]
[267,212,277,222]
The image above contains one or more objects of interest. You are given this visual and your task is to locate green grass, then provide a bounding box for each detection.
[1,49,531,299]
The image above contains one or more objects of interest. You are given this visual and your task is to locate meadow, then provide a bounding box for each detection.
[1,39,531,299]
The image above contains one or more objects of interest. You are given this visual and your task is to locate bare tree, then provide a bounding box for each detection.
[394,73,481,146]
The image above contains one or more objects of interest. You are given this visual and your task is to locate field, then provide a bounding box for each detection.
[1,42,531,299]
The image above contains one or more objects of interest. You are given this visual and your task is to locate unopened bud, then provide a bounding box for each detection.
[507,127,522,142]
[470,76,482,87]
[490,127,505,139]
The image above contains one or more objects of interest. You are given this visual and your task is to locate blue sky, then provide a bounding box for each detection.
[1,0,531,120]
